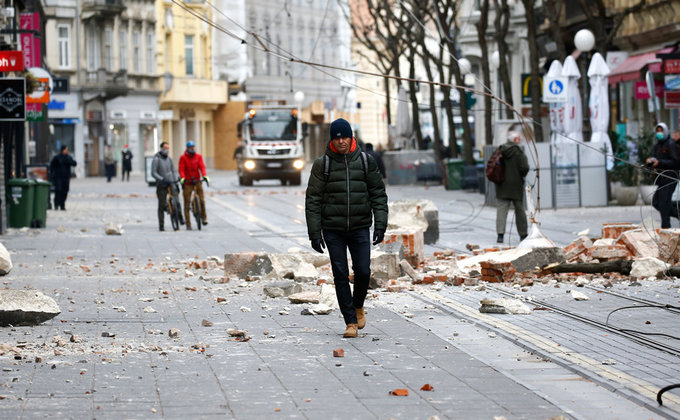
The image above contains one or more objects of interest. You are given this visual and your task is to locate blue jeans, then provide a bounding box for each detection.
[323,228,371,325]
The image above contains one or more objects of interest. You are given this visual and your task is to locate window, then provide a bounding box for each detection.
[86,25,101,71]
[146,32,155,74]
[185,35,194,76]
[119,28,128,70]
[133,29,141,73]
[104,28,112,71]
[57,25,71,69]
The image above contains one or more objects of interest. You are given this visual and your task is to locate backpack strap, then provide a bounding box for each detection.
[323,155,330,181]
[360,152,368,180]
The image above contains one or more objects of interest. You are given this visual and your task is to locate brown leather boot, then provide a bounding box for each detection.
[343,323,358,338]
[356,308,366,329]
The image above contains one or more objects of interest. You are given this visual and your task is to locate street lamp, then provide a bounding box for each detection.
[458,58,471,76]
[574,29,595,135]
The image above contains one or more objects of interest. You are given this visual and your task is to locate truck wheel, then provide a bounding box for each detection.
[290,173,301,186]
[240,175,252,186]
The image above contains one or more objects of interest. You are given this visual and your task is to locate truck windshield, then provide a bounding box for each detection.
[248,111,297,140]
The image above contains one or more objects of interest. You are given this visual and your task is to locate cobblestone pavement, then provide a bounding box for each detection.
[0,171,674,419]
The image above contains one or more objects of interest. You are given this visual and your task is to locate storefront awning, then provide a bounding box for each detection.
[608,47,674,85]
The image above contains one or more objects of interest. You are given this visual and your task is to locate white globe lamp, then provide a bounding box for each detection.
[574,29,595,53]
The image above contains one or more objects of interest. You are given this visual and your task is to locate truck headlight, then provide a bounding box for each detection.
[244,160,256,170]
[293,159,304,170]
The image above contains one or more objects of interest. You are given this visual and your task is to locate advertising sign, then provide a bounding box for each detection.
[665,75,680,91]
[665,58,680,75]
[634,80,663,100]
[26,103,44,121]
[0,51,24,72]
[542,76,568,103]
[0,78,26,121]
[20,13,41,69]
[521,73,544,104]
[666,91,680,109]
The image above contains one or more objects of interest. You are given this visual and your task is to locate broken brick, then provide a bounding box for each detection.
[333,348,344,357]
[602,223,636,239]
[617,230,660,259]
[420,384,434,391]
[588,244,630,261]
[564,236,592,260]
[390,389,409,396]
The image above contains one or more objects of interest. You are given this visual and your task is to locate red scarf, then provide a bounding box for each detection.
[329,137,357,154]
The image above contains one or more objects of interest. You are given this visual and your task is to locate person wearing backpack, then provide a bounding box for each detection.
[495,131,529,243]
[305,118,388,338]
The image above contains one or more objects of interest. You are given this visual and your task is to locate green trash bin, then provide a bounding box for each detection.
[32,179,51,228]
[7,179,35,228]
[445,158,464,190]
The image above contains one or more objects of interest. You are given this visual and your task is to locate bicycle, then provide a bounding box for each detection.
[187,177,209,231]
[165,180,182,231]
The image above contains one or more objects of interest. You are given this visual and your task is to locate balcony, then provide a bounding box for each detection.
[82,0,125,18]
[82,69,130,102]
[160,76,227,107]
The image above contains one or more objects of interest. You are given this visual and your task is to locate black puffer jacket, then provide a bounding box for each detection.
[305,141,388,240]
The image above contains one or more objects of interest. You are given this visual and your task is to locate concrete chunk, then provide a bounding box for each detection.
[263,281,303,298]
[371,251,402,285]
[288,291,320,304]
[0,242,12,276]
[388,200,439,244]
[479,298,531,314]
[618,230,659,259]
[630,257,669,279]
[0,290,60,326]
[510,247,566,272]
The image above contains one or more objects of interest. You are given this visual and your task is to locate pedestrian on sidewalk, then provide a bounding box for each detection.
[305,118,388,338]
[49,145,77,210]
[121,145,133,181]
[647,122,680,228]
[178,140,209,230]
[495,131,529,243]
[363,142,386,178]
[151,142,182,231]
[104,145,116,183]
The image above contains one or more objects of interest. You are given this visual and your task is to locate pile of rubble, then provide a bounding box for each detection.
[223,217,680,300]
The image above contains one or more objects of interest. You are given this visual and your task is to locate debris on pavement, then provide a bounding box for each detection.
[389,389,409,396]
[0,241,12,275]
[104,222,124,235]
[570,290,590,301]
[332,348,344,357]
[479,298,532,315]
[0,290,60,326]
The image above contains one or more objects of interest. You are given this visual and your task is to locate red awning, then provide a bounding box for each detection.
[608,47,674,85]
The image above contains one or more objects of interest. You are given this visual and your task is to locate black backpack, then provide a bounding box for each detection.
[486,147,504,184]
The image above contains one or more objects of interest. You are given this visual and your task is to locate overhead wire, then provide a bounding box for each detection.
[174,0,679,193]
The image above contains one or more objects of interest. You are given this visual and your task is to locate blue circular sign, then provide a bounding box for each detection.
[549,80,564,95]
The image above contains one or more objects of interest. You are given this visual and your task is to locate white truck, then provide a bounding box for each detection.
[236,105,306,186]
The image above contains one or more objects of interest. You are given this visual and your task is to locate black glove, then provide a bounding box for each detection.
[311,238,325,254]
[372,229,385,245]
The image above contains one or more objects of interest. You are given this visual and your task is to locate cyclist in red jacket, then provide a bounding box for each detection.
[178,140,209,230]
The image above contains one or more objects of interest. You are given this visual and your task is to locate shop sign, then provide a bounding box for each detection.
[110,110,127,119]
[666,91,680,109]
[53,77,69,93]
[0,51,23,72]
[26,77,49,103]
[20,13,41,68]
[665,75,680,91]
[0,78,26,121]
[634,80,663,100]
[665,58,680,75]
[26,103,45,121]
[521,73,543,104]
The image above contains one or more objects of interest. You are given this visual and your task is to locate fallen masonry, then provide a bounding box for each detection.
[0,290,60,326]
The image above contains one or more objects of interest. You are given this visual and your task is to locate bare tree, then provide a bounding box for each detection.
[493,0,515,119]
[521,0,545,143]
[542,0,567,59]
[577,0,647,54]
[475,0,492,145]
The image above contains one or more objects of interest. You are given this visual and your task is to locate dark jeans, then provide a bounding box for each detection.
[652,181,678,228]
[122,169,130,181]
[54,188,67,210]
[323,228,371,325]
[156,183,180,228]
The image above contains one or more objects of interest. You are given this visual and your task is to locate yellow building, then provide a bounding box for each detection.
[156,0,228,167]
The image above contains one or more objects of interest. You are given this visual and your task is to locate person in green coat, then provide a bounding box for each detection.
[305,118,388,338]
[496,131,529,243]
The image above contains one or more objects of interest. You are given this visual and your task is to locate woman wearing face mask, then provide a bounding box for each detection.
[646,123,680,228]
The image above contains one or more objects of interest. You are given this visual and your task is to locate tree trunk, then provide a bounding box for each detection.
[384,76,392,126]
[540,260,633,275]
[408,51,423,150]
[476,0,492,145]
[523,0,545,143]
[423,54,441,158]
[494,0,515,120]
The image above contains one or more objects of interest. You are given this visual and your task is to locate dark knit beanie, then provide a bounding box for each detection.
[329,118,353,140]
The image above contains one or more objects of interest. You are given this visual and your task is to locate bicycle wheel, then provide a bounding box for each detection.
[192,194,202,231]
[169,197,181,231]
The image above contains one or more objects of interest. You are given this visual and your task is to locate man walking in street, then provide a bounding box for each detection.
[178,140,209,230]
[495,131,529,243]
[49,145,77,210]
[104,145,116,183]
[647,122,680,228]
[305,118,388,338]
[151,142,182,231]
[121,145,133,181]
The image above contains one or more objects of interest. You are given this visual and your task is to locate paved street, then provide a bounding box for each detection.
[0,170,677,419]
